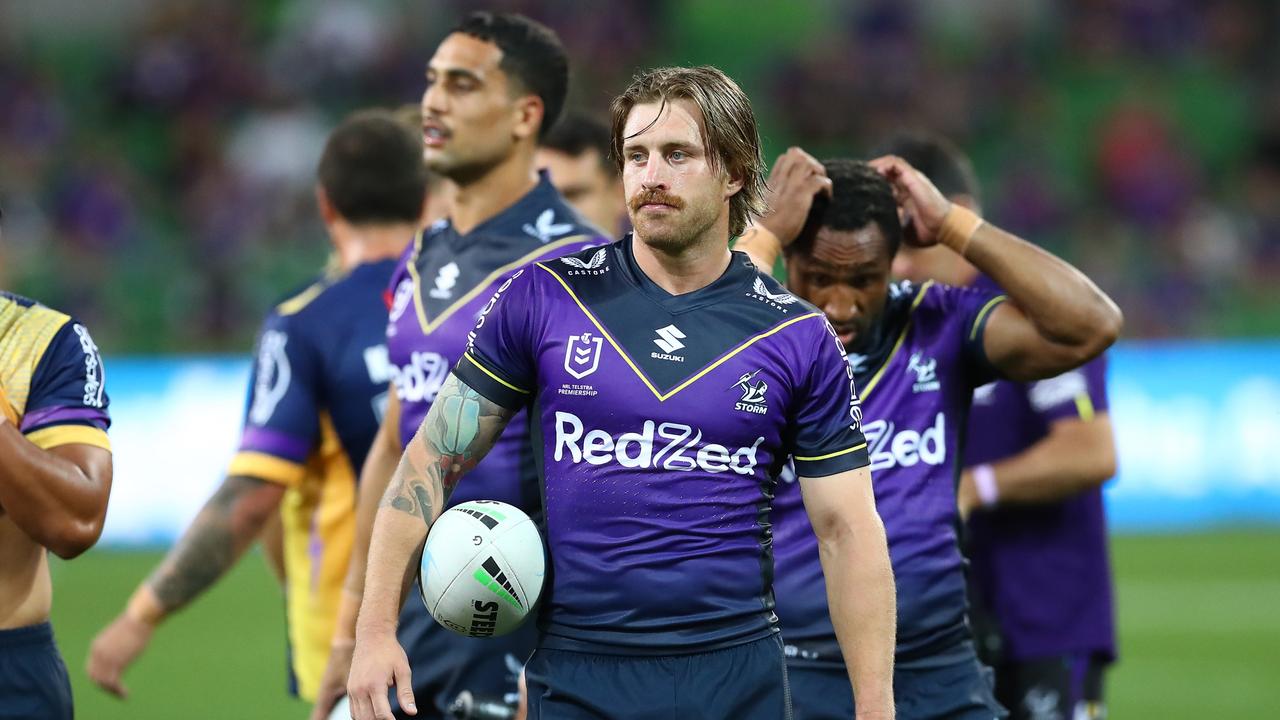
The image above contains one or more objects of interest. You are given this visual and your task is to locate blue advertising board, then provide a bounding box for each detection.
[91,343,1280,546]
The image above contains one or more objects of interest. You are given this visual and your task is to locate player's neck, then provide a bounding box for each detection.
[632,225,733,296]
[333,222,417,269]
[450,147,540,235]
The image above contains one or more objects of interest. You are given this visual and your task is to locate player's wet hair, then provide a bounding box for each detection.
[542,111,615,176]
[453,11,568,140]
[610,65,767,238]
[873,131,980,207]
[790,159,903,259]
[318,110,428,225]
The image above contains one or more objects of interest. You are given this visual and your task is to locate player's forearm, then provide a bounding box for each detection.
[945,209,1122,361]
[138,475,284,621]
[0,421,109,557]
[820,514,896,716]
[969,416,1116,507]
[734,225,784,272]
[337,417,404,641]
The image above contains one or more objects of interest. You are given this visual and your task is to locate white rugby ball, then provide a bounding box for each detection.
[418,500,545,638]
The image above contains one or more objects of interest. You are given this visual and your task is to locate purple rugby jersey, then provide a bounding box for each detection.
[772,280,1007,669]
[964,275,1117,664]
[453,237,870,653]
[385,171,605,498]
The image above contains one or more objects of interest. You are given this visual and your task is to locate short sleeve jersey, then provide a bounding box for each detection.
[772,280,1006,668]
[0,291,110,451]
[224,259,398,700]
[964,273,1116,662]
[454,237,869,654]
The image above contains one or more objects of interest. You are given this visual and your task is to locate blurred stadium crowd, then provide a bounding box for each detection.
[1,0,1277,351]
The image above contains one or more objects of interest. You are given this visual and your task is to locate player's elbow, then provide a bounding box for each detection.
[46,517,105,559]
[1080,300,1123,361]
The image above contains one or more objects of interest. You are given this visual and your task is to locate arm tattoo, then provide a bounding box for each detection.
[383,374,516,525]
[148,475,279,612]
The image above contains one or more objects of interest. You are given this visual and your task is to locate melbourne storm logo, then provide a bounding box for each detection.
[732,369,769,415]
[907,352,940,393]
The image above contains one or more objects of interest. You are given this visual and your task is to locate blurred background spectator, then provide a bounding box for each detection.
[1,0,1276,351]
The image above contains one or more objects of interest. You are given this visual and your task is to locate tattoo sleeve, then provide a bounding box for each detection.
[381,373,517,526]
[147,475,283,613]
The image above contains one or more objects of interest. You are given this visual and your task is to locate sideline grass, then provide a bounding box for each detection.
[48,531,1280,719]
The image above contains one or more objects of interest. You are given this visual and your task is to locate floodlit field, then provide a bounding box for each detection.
[50,531,1280,719]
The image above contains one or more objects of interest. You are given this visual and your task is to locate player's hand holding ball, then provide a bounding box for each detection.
[347,631,416,719]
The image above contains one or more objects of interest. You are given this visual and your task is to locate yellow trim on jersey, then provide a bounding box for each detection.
[969,294,1007,341]
[794,442,868,463]
[1074,392,1096,422]
[408,233,596,335]
[227,451,307,487]
[859,281,934,402]
[461,352,530,394]
[276,281,327,317]
[536,262,823,402]
[281,411,357,702]
[25,425,111,451]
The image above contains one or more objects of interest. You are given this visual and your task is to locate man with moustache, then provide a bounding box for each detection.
[347,66,897,720]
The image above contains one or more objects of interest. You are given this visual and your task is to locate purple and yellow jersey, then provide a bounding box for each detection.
[455,237,869,653]
[0,292,110,451]
[964,275,1116,662]
[225,259,397,700]
[385,172,605,507]
[773,280,1005,668]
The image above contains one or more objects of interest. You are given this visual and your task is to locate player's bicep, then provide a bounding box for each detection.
[1045,413,1117,483]
[798,466,877,541]
[982,301,1097,382]
[48,443,113,508]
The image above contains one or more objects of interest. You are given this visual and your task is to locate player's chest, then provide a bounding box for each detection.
[413,237,538,315]
[854,338,967,475]
[533,318,795,451]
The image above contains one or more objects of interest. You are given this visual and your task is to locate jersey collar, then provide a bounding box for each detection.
[616,233,756,314]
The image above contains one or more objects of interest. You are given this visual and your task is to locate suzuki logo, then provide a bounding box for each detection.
[564,332,603,380]
[654,324,686,354]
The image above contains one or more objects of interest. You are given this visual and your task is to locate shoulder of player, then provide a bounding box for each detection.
[1,292,79,355]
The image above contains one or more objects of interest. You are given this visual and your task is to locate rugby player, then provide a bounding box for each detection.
[309,13,605,720]
[0,278,113,719]
[885,133,1117,720]
[347,66,897,720]
[537,111,627,236]
[86,110,428,703]
[738,153,1122,719]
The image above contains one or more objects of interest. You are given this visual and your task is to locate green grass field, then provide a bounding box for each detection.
[49,530,1280,719]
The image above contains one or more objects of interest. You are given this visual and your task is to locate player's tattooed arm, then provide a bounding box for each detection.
[145,475,285,614]
[380,373,517,527]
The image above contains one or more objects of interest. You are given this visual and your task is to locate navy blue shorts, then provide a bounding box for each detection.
[525,634,792,720]
[0,623,73,720]
[789,641,1005,720]
[390,599,538,719]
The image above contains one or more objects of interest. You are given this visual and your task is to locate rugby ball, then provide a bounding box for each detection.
[418,500,545,638]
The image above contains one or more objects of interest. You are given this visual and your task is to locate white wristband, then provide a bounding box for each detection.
[972,464,999,507]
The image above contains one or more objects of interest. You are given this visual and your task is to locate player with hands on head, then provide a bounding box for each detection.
[739,154,1122,719]
[883,132,1120,720]
[348,65,897,720]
